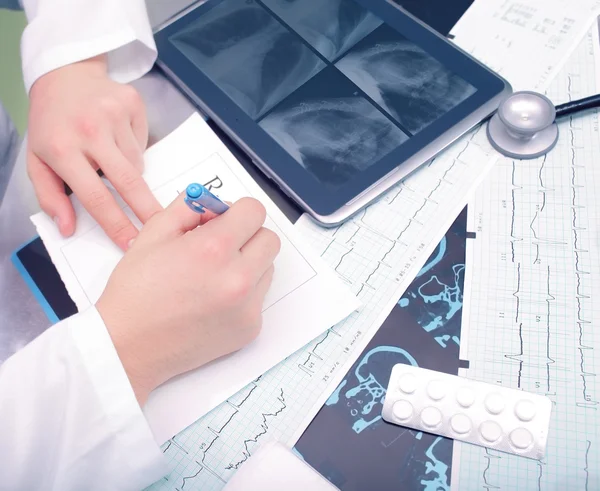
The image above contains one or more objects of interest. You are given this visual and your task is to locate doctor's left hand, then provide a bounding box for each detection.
[27,54,162,251]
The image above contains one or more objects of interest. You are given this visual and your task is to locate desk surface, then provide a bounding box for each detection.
[7,1,582,490]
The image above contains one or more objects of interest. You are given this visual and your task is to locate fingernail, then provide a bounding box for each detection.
[127,238,135,250]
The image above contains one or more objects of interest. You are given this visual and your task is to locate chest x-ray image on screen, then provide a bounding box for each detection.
[258,67,409,186]
[260,0,383,61]
[335,24,477,134]
[171,0,327,120]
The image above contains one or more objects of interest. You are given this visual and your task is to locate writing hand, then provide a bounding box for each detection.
[96,195,281,405]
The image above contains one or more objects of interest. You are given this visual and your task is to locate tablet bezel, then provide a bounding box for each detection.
[154,0,510,219]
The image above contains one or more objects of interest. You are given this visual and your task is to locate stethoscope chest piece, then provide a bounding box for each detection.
[487,91,559,159]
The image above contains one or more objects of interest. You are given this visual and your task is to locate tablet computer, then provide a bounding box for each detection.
[12,237,76,323]
[154,0,511,226]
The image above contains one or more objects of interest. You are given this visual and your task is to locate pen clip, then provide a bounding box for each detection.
[184,195,206,214]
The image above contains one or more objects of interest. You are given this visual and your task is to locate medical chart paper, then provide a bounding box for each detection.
[454,22,600,490]
[135,2,600,490]
[450,0,600,92]
[30,113,359,445]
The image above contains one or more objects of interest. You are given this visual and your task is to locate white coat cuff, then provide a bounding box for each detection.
[22,30,156,93]
[21,1,157,93]
[70,307,169,482]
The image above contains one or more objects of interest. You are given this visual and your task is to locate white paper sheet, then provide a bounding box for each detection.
[31,113,360,444]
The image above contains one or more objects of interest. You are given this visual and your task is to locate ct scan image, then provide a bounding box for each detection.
[260,0,383,61]
[259,67,409,187]
[336,24,477,134]
[171,0,326,119]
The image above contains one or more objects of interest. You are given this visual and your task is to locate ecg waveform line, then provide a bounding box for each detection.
[504,322,524,388]
[482,448,502,490]
[150,380,291,490]
[543,265,556,394]
[225,389,287,471]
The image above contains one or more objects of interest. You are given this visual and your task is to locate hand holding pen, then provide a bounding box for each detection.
[96,184,280,405]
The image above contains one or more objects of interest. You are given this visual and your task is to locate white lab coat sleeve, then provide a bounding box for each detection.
[0,307,169,491]
[19,0,157,93]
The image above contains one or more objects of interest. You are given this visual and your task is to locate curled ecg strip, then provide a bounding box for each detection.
[456,25,600,491]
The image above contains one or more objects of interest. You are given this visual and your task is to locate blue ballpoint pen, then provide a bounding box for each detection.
[184,183,230,215]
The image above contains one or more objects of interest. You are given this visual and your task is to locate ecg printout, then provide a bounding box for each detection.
[146,3,599,490]
[450,0,600,92]
[454,23,600,490]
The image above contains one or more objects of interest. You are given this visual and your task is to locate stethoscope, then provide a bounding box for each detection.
[487,91,600,159]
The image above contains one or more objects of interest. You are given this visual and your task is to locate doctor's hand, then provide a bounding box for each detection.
[27,54,161,251]
[96,195,281,406]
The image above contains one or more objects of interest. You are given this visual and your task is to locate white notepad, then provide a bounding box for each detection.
[31,113,360,444]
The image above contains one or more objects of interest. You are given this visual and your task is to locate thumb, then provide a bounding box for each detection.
[132,191,217,248]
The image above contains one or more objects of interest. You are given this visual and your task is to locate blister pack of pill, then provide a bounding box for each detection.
[381,364,552,459]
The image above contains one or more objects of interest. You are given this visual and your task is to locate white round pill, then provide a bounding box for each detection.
[398,373,418,394]
[421,407,442,428]
[510,428,533,449]
[485,393,505,415]
[450,413,472,434]
[427,380,446,400]
[456,387,476,407]
[480,421,502,442]
[392,400,413,420]
[514,400,536,422]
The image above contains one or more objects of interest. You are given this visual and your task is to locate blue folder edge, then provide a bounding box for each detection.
[11,237,60,324]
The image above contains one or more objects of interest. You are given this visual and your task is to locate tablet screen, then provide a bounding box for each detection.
[156,0,507,216]
[169,0,476,187]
